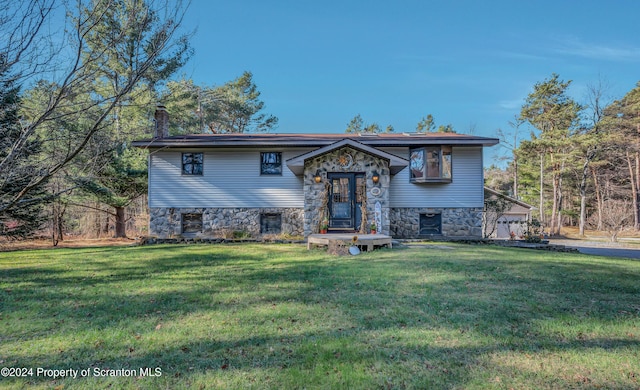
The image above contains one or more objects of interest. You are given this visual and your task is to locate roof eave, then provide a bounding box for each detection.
[131,137,500,149]
[484,187,535,210]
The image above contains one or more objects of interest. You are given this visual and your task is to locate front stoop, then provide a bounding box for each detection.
[307,233,392,251]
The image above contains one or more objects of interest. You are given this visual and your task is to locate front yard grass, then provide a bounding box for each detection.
[0,243,639,389]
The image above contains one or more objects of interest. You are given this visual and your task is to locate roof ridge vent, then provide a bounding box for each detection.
[357,132,379,137]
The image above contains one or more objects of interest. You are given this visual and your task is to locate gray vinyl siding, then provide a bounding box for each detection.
[149,148,308,208]
[381,146,484,208]
[149,146,485,209]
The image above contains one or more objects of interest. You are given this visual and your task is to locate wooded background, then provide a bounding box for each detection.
[486,74,640,240]
[1,1,638,243]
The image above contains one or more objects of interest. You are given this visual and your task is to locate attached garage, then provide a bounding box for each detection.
[495,215,529,239]
[483,187,535,239]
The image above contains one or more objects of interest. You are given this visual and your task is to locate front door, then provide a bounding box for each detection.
[328,173,364,231]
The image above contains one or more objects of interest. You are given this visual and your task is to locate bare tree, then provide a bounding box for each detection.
[596,200,633,242]
[0,0,191,223]
[483,191,512,238]
[0,1,57,81]
[495,116,524,198]
[577,77,611,236]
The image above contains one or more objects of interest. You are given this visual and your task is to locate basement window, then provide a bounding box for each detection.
[419,213,442,235]
[260,213,282,234]
[182,213,203,234]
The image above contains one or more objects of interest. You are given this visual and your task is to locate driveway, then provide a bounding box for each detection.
[549,238,640,260]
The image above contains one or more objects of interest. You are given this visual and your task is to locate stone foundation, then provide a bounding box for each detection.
[390,207,483,239]
[149,207,304,238]
[149,206,483,240]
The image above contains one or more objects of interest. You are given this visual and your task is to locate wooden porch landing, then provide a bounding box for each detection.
[307,233,392,251]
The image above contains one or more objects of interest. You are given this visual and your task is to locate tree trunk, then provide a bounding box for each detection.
[115,206,126,238]
[636,152,640,230]
[626,151,639,231]
[56,204,65,242]
[550,169,559,236]
[555,173,563,235]
[50,181,66,246]
[513,157,518,199]
[539,153,545,226]
[556,156,567,235]
[51,203,60,247]
[94,208,102,238]
[579,148,598,236]
[591,166,603,231]
[579,189,587,237]
[579,157,590,236]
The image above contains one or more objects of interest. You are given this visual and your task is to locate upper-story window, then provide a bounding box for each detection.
[410,146,452,183]
[261,152,282,175]
[182,152,203,175]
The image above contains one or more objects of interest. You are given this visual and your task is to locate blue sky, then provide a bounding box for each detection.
[180,0,640,164]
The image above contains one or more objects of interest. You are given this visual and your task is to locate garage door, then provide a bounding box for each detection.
[496,215,527,239]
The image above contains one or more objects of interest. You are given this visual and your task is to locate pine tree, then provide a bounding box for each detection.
[345,114,364,133]
[520,74,581,235]
[0,57,47,238]
[602,82,640,230]
[75,146,147,238]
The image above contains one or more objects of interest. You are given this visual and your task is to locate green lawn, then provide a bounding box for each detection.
[0,243,639,389]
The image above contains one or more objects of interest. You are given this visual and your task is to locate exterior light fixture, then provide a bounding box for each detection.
[314,170,322,183]
[372,170,380,184]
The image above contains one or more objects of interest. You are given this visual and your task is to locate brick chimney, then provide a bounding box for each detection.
[154,105,169,139]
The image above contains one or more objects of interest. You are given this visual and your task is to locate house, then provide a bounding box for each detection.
[132,107,499,239]
[483,187,535,239]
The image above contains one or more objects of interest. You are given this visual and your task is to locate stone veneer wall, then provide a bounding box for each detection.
[149,207,304,238]
[390,207,483,239]
[303,146,390,236]
[149,206,483,239]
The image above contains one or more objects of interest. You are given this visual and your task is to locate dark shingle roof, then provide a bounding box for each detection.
[131,132,499,148]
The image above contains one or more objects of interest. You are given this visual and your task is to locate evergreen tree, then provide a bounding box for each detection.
[344,114,392,134]
[520,73,582,235]
[164,72,278,134]
[601,82,640,229]
[345,114,364,133]
[208,71,278,133]
[416,114,456,133]
[74,146,147,238]
[416,114,435,133]
[0,57,47,238]
[66,0,190,238]
[436,124,456,133]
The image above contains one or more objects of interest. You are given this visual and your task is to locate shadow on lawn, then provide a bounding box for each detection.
[1,245,264,287]
[1,244,639,388]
